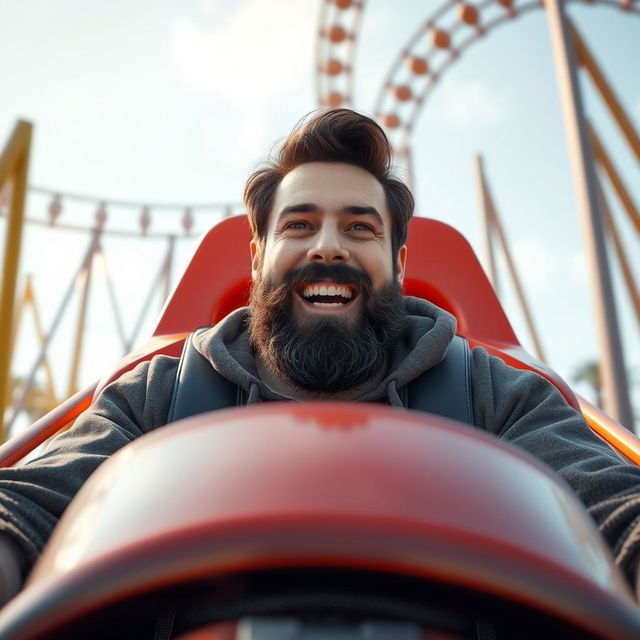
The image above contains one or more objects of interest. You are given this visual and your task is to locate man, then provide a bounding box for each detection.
[1,108,640,603]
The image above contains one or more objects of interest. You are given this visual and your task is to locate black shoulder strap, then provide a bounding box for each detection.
[169,330,474,427]
[167,328,241,423]
[405,334,474,425]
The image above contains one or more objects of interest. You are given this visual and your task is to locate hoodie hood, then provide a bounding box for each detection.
[193,296,457,406]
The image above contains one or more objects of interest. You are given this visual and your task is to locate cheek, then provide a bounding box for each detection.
[273,239,306,266]
[261,242,299,281]
[362,249,395,286]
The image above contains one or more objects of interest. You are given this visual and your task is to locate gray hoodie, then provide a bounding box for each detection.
[1,297,640,584]
[191,297,456,406]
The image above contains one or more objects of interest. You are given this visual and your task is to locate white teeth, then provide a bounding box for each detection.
[302,284,353,300]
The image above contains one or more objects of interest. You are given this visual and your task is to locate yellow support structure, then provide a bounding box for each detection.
[0,121,33,441]
[11,276,58,411]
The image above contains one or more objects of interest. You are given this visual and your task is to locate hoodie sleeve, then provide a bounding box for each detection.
[471,346,640,584]
[0,355,179,571]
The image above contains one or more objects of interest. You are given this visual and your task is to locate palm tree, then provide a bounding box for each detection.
[572,360,603,408]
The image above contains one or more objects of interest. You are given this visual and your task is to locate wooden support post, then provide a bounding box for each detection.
[545,0,634,429]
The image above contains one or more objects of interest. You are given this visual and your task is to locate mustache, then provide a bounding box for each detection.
[280,263,374,297]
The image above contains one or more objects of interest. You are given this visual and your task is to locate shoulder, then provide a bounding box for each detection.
[92,354,181,433]
[470,345,555,397]
[467,345,628,472]
[104,354,180,392]
[469,346,580,437]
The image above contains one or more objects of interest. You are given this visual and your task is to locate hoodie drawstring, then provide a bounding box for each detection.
[247,382,260,405]
[386,380,404,408]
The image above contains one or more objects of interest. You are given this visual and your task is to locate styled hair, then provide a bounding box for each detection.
[243,109,414,259]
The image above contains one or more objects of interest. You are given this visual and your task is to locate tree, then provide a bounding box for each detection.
[572,360,603,408]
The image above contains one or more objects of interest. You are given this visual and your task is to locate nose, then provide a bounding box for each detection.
[307,225,350,263]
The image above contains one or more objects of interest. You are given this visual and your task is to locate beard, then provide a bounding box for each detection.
[248,262,406,394]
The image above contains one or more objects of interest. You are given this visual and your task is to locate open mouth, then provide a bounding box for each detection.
[298,282,358,307]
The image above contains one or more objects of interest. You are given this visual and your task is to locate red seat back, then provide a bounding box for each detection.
[148,215,578,408]
[8,215,640,470]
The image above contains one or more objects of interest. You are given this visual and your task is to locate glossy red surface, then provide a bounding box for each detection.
[94,332,187,393]
[150,215,579,408]
[10,214,639,471]
[154,215,513,339]
[2,405,639,640]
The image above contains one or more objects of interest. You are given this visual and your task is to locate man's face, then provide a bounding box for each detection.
[247,162,408,395]
[250,162,406,326]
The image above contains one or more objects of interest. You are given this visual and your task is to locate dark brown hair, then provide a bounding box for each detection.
[243,108,414,259]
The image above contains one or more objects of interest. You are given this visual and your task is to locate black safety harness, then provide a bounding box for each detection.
[168,328,474,424]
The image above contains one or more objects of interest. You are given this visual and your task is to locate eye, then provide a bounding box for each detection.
[284,220,311,230]
[350,222,375,233]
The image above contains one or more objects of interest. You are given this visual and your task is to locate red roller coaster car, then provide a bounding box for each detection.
[0,217,638,639]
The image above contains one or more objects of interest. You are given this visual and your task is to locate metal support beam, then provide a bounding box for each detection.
[6,232,99,432]
[161,235,175,305]
[570,24,640,165]
[474,155,500,294]
[0,121,32,440]
[594,176,640,331]
[98,247,129,355]
[545,0,634,428]
[588,122,640,237]
[127,236,176,351]
[67,232,100,397]
[474,155,547,363]
[12,276,58,410]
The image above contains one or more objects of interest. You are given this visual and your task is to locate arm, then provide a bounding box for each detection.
[0,355,179,576]
[471,347,640,587]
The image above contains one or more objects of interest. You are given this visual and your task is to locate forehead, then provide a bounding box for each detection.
[269,162,390,229]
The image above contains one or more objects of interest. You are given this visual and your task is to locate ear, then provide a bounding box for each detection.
[250,239,261,279]
[396,245,407,284]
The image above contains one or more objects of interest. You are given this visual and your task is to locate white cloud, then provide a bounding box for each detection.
[435,78,512,127]
[169,0,314,103]
[511,238,556,295]
[566,250,589,286]
[169,0,318,161]
[197,0,221,14]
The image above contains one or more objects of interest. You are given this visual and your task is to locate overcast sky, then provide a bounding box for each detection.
[1,0,639,427]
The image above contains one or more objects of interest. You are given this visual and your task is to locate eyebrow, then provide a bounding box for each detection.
[277,203,384,226]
